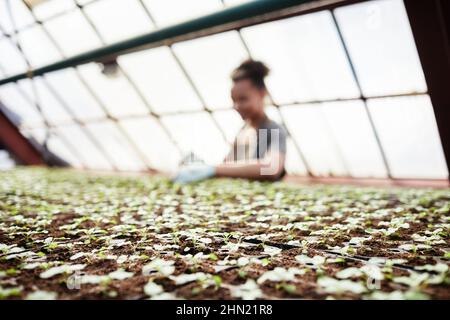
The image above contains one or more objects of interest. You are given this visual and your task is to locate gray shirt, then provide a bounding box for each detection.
[254,117,287,159]
[228,116,287,179]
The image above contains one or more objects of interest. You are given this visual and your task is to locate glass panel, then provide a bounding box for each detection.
[20,127,50,156]
[321,100,387,178]
[173,31,249,110]
[46,133,83,168]
[0,0,35,34]
[43,9,101,56]
[285,138,307,175]
[264,105,282,124]
[142,0,222,27]
[77,63,149,117]
[223,0,252,6]
[241,11,359,104]
[44,68,106,121]
[82,0,154,44]
[367,95,448,179]
[118,47,203,114]
[75,0,94,6]
[18,77,73,126]
[0,37,28,76]
[21,128,82,170]
[56,123,113,170]
[264,106,305,174]
[335,0,427,96]
[212,109,244,144]
[0,83,44,127]
[32,0,76,21]
[161,112,228,165]
[85,120,147,171]
[16,24,62,68]
[119,117,180,173]
[281,104,347,176]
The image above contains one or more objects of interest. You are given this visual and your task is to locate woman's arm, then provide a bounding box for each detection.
[215,151,285,181]
[173,151,285,183]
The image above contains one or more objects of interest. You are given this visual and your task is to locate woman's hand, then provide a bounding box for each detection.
[172,164,216,184]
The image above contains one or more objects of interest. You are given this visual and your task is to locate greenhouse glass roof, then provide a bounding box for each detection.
[0,0,448,179]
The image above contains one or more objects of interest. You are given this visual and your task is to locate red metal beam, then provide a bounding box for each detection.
[404,0,450,180]
[0,107,45,165]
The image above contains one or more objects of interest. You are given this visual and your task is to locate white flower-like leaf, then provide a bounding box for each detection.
[415,263,448,274]
[144,281,164,297]
[70,252,85,260]
[230,279,263,300]
[26,290,57,300]
[40,264,86,279]
[263,245,282,256]
[393,272,429,287]
[257,267,305,284]
[108,269,134,280]
[360,264,384,281]
[295,255,326,267]
[366,290,429,300]
[79,274,109,284]
[237,257,249,266]
[336,268,363,279]
[142,259,175,276]
[170,272,211,285]
[318,277,366,294]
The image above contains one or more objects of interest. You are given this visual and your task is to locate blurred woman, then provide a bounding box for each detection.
[174,59,287,183]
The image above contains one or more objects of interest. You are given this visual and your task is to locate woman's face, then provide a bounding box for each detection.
[231,79,266,121]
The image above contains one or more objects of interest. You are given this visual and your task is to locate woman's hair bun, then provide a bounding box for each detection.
[231,59,270,89]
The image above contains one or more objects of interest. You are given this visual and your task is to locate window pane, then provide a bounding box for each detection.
[119,117,180,173]
[281,104,347,176]
[85,120,147,171]
[46,134,83,168]
[44,9,101,56]
[0,83,44,127]
[173,31,248,110]
[0,37,27,76]
[161,112,228,165]
[264,106,282,124]
[20,127,48,146]
[142,0,222,27]
[77,63,149,117]
[223,0,252,6]
[56,123,112,170]
[285,138,307,175]
[118,47,203,114]
[18,78,73,126]
[0,0,34,34]
[44,68,106,121]
[16,24,62,68]
[211,109,243,144]
[83,0,154,44]
[31,0,76,21]
[75,0,94,6]
[321,100,387,178]
[335,0,427,96]
[242,11,359,104]
[367,95,448,179]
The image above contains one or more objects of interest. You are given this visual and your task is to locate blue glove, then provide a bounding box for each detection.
[173,164,216,184]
